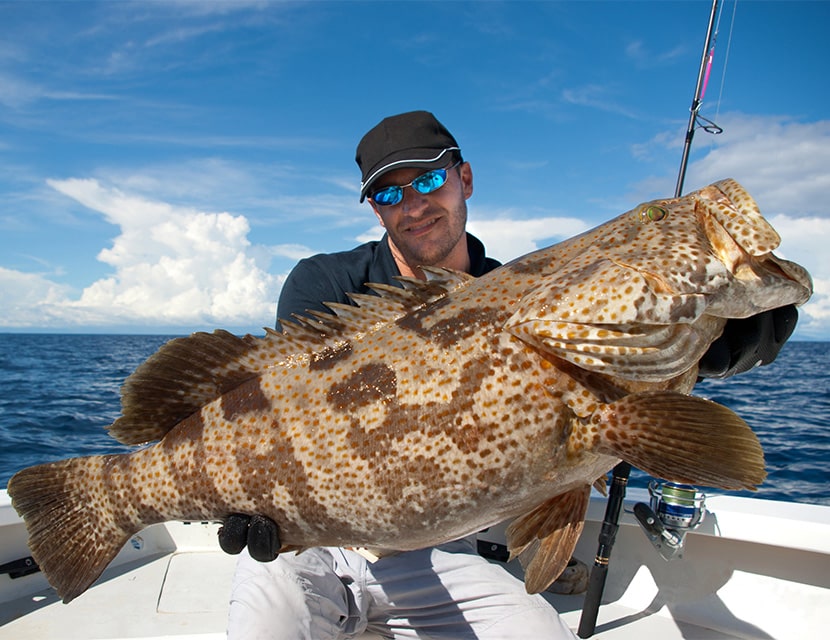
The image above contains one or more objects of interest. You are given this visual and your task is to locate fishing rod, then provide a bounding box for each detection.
[576,462,630,638]
[675,0,722,197]
[576,2,722,636]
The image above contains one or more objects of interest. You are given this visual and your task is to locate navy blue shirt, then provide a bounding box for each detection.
[277,233,500,326]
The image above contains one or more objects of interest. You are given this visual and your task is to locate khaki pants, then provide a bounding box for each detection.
[227,535,575,640]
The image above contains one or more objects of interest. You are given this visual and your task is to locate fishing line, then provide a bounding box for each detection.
[699,0,721,103]
[713,0,738,125]
[695,0,732,136]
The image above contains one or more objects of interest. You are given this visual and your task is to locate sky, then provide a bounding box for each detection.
[1,0,828,339]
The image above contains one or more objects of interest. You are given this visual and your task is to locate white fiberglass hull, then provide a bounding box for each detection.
[1,488,828,639]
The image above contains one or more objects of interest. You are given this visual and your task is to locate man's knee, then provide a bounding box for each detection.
[228,549,364,640]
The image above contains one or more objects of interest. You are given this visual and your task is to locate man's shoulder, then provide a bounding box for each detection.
[289,239,394,290]
[297,240,385,272]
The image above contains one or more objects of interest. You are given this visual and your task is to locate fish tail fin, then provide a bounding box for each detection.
[594,391,766,491]
[8,455,138,603]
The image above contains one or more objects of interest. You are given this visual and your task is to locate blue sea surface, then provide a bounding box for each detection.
[0,335,827,505]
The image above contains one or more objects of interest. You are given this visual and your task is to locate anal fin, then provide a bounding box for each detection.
[506,486,590,593]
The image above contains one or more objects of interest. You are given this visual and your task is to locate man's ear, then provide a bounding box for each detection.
[460,162,474,199]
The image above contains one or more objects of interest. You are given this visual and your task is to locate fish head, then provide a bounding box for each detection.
[504,178,813,381]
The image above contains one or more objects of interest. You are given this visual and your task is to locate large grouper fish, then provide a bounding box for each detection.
[9,178,813,603]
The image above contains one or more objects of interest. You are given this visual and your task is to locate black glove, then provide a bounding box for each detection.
[697,305,798,379]
[218,514,282,562]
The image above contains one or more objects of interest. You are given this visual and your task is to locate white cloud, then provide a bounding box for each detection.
[468,216,588,263]
[0,72,40,108]
[768,214,830,340]
[561,84,639,120]
[624,39,686,67]
[0,71,118,109]
[0,267,74,326]
[355,225,384,245]
[271,244,314,261]
[1,179,283,329]
[683,115,830,218]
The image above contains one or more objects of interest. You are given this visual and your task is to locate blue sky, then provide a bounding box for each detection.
[1,0,828,338]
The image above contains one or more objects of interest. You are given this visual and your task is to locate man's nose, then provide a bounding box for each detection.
[400,187,429,214]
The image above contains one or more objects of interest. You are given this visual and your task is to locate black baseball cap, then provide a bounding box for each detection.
[356,110,461,202]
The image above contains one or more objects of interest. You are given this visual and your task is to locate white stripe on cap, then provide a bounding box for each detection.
[360,147,460,195]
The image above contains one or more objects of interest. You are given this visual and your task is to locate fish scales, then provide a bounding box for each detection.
[8,179,813,602]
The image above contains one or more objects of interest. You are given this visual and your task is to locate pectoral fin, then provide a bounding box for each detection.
[506,486,590,593]
[592,390,766,491]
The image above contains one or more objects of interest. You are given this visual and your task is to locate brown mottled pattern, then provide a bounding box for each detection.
[310,341,354,371]
[327,363,397,412]
[6,179,814,602]
[221,377,272,422]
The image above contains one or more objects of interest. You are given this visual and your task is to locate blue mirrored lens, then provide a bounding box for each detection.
[371,186,403,206]
[411,169,448,194]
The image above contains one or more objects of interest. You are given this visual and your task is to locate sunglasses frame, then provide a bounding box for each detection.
[369,161,461,207]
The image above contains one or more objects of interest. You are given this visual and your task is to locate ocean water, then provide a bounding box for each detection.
[0,334,827,505]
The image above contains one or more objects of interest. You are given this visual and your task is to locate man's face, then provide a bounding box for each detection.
[369,162,473,271]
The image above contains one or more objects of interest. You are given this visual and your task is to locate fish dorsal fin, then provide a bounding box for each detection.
[506,486,590,593]
[109,330,261,445]
[395,266,475,299]
[108,268,472,446]
[283,266,471,341]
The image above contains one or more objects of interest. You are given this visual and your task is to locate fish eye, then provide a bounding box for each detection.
[640,205,669,223]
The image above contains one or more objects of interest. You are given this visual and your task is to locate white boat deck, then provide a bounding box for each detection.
[1,488,829,639]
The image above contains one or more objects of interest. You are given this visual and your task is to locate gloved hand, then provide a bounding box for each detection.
[218,514,282,562]
[697,305,798,379]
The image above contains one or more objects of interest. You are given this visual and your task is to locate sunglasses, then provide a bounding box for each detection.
[369,162,460,207]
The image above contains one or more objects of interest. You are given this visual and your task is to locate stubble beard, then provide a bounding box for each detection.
[393,203,468,269]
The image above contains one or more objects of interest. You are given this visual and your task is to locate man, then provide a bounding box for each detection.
[223,111,797,639]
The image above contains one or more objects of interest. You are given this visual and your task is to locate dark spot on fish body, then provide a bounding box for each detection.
[394,299,442,337]
[327,363,397,412]
[235,417,299,504]
[310,341,353,371]
[428,307,500,350]
[507,255,550,275]
[134,501,168,526]
[395,299,497,347]
[154,411,235,520]
[161,407,207,447]
[221,377,272,422]
[385,455,446,509]
[451,422,489,455]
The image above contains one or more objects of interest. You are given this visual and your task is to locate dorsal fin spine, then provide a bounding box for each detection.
[110,267,475,447]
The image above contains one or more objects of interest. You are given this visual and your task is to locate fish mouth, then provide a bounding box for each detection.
[698,180,813,314]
